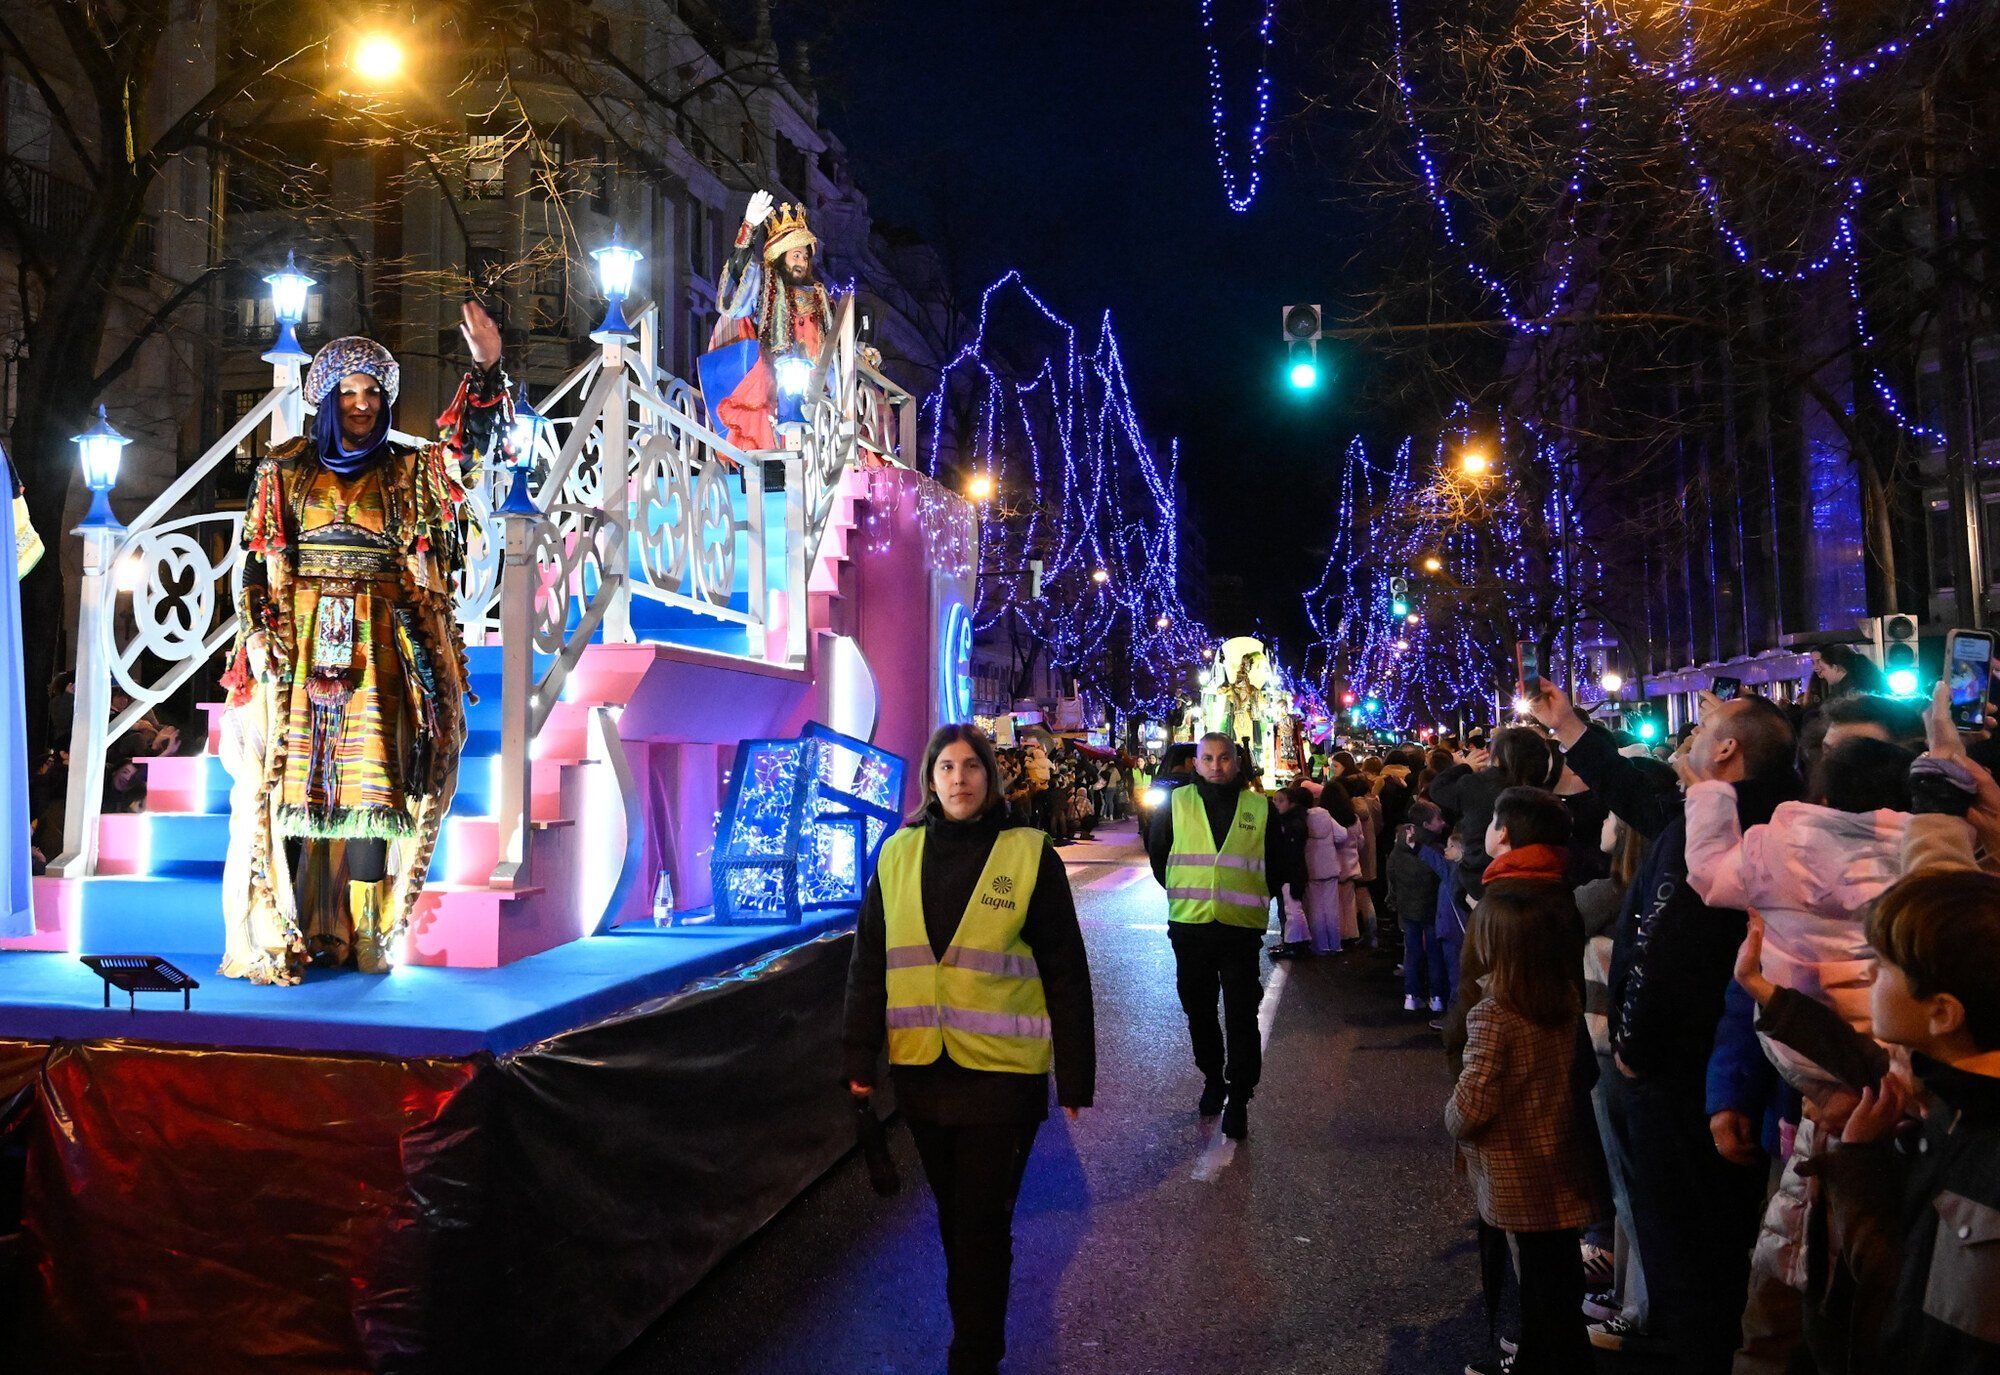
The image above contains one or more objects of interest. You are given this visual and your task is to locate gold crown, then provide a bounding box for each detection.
[763,201,818,260]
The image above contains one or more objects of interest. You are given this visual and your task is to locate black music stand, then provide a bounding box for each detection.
[80,955,200,1011]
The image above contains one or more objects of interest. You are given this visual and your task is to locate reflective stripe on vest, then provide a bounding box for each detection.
[1165,784,1271,929]
[879,825,1053,1074]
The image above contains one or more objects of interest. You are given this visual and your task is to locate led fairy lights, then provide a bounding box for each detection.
[1198,0,1281,212]
[1305,412,1611,724]
[923,271,1211,720]
[1384,0,1955,451]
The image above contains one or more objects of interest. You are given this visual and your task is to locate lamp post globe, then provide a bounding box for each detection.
[73,405,131,529]
[590,227,644,342]
[262,250,315,365]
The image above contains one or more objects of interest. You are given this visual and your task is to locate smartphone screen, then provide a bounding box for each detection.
[1710,676,1742,702]
[1515,641,1540,694]
[1946,631,1994,729]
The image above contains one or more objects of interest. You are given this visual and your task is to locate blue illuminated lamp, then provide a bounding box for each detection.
[1888,668,1921,698]
[590,226,643,343]
[73,405,131,530]
[774,351,814,428]
[500,384,547,515]
[262,250,315,365]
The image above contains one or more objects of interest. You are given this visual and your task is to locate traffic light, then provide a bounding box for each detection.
[1870,615,1922,697]
[1340,690,1357,707]
[1628,704,1660,744]
[1390,576,1409,618]
[1282,304,1322,391]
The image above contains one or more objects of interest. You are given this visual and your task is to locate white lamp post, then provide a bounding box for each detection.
[263,250,314,440]
[50,405,133,878]
[590,226,643,345]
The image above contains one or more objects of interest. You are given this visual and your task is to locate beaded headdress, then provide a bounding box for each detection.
[305,336,401,410]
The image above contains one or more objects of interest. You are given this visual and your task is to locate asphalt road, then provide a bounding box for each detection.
[611,821,1633,1375]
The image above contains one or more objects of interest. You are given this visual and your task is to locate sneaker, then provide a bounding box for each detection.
[1392,963,1406,977]
[1588,1315,1652,1352]
[1498,1336,1517,1355]
[1581,1294,1621,1324]
[1403,994,1419,1012]
[1580,1242,1615,1291]
[1429,995,1445,1013]
[1220,1094,1249,1140]
[1464,1355,1514,1374]
[1197,1079,1227,1117]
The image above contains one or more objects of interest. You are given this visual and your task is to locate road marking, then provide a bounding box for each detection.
[1084,865,1151,892]
[1191,959,1289,1183]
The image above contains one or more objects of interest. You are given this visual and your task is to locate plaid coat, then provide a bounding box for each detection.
[1446,996,1611,1232]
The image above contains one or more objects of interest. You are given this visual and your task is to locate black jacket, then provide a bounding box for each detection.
[843,806,1096,1123]
[1561,724,1797,1078]
[1427,763,1508,901]
[1144,775,1290,898]
[1387,831,1443,931]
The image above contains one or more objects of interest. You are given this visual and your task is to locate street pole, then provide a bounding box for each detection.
[1928,90,1987,628]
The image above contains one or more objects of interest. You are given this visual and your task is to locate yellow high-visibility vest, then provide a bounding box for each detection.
[879,825,1053,1074]
[1165,784,1271,929]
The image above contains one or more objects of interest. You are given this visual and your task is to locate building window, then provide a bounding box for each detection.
[227,388,270,476]
[467,133,507,197]
[3,62,52,166]
[228,281,324,342]
[776,135,812,197]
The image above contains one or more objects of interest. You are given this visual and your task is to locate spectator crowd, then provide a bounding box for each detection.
[1225,655,2000,1375]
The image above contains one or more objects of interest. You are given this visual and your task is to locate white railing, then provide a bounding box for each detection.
[56,292,915,886]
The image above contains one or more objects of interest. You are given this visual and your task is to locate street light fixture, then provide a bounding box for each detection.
[73,405,131,530]
[1600,670,1625,695]
[1091,567,1110,585]
[1460,449,1491,477]
[1422,555,1443,573]
[590,226,643,343]
[501,384,549,515]
[262,250,314,365]
[966,473,995,502]
[1156,614,1172,630]
[350,32,406,84]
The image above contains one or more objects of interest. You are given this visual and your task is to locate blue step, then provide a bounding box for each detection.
[79,875,238,956]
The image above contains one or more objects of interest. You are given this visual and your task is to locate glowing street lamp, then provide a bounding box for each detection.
[1460,449,1491,477]
[590,226,643,343]
[1422,555,1443,573]
[262,250,314,365]
[966,473,995,502]
[350,32,406,84]
[500,384,548,515]
[1091,567,1110,585]
[1600,670,1625,695]
[73,405,131,530]
[1156,614,1172,630]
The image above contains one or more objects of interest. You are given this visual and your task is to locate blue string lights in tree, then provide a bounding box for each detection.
[1383,0,1953,446]
[922,272,1209,726]
[1198,0,1281,212]
[1304,415,1612,730]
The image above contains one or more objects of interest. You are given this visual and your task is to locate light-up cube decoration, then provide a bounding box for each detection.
[711,722,906,925]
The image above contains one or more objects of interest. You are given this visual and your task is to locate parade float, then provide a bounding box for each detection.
[1178,635,1306,782]
[0,215,977,1372]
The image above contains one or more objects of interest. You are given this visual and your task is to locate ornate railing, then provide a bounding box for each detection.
[55,291,915,886]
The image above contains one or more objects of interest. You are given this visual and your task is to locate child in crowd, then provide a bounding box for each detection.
[1389,800,1450,1013]
[1447,879,1610,1375]
[1733,868,2000,1374]
[1685,734,1915,1092]
[1343,774,1381,945]
[1301,787,1349,955]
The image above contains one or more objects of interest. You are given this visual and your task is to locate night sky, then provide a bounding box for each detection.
[803,1,1381,651]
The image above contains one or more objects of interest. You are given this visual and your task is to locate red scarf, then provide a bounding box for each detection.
[1482,842,1567,887]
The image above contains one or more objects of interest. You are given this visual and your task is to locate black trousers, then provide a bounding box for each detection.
[1168,923,1266,1093]
[1608,1069,1767,1375]
[1512,1227,1593,1374]
[907,1118,1041,1375]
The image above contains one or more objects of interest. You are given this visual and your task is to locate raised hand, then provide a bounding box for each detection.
[460,299,502,371]
[744,189,776,228]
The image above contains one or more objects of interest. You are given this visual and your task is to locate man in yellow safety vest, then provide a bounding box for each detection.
[1145,732,1293,1139]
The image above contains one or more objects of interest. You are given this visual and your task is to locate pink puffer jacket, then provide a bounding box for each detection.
[1684,781,1909,1089]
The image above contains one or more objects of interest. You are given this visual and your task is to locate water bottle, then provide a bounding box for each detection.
[652,870,674,927]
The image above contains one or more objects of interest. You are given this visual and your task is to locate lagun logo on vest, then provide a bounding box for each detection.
[992,876,1014,895]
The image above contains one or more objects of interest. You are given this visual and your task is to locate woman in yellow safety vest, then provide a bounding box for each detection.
[845,724,1095,1375]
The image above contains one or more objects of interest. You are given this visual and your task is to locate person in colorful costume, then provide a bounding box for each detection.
[220,305,506,983]
[707,190,833,451]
